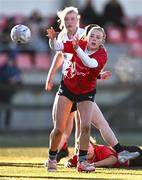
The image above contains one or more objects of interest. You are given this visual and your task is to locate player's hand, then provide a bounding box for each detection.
[100,71,112,80]
[46,27,58,39]
[72,35,79,49]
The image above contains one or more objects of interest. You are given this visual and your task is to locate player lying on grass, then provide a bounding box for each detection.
[65,136,141,168]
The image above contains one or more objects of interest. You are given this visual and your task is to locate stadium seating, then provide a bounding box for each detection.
[0,15,8,32]
[0,53,8,66]
[34,52,50,70]
[106,27,124,43]
[15,52,50,71]
[135,16,142,30]
[128,40,142,58]
[15,53,32,70]
[125,27,140,43]
[13,14,26,24]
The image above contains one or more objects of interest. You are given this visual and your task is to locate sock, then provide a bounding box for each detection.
[78,149,88,162]
[49,150,58,160]
[113,143,124,153]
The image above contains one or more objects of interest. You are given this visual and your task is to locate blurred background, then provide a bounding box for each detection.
[0,0,142,145]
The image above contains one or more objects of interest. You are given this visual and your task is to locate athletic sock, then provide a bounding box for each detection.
[49,150,58,160]
[113,143,124,153]
[78,149,88,162]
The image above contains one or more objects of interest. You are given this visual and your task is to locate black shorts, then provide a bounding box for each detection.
[58,80,96,104]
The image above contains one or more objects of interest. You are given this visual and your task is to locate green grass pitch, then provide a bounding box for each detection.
[0,132,142,179]
[0,147,142,180]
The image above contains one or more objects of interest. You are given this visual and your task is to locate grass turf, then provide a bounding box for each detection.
[0,147,142,180]
[0,132,142,179]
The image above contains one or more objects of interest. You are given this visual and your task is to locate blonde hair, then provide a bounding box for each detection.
[89,136,97,145]
[57,6,80,30]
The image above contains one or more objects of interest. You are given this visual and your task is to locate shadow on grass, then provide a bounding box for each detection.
[0,162,43,168]
[0,162,142,179]
[0,175,111,180]
[0,162,64,168]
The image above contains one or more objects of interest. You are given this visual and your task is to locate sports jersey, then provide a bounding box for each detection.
[57,28,85,73]
[89,145,129,167]
[67,145,129,168]
[62,40,107,95]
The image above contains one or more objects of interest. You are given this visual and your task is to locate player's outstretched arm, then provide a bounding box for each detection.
[47,27,64,51]
[45,52,64,91]
[93,155,117,167]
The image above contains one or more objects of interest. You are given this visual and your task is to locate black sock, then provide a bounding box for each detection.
[78,149,88,162]
[49,150,58,160]
[113,143,124,153]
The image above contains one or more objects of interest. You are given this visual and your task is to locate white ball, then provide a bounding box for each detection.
[10,24,31,44]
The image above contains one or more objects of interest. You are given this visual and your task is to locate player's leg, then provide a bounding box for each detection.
[77,101,95,172]
[57,110,75,162]
[45,94,73,172]
[64,108,81,167]
[58,112,75,151]
[58,103,81,163]
[49,94,72,151]
[74,110,81,152]
[91,101,118,147]
[91,101,140,163]
[57,102,77,162]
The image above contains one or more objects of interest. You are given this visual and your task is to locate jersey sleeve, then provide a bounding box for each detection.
[57,31,63,42]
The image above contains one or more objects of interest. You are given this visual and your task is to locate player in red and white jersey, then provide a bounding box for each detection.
[62,39,107,94]
[45,7,110,163]
[46,25,108,172]
[45,21,111,164]
[45,6,85,162]
[46,6,84,91]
